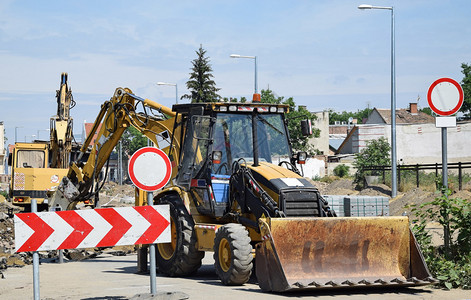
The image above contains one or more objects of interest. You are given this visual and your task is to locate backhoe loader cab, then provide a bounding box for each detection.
[171,103,307,218]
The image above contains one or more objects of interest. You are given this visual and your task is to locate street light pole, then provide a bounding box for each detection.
[37,129,50,140]
[230,54,260,102]
[15,126,22,143]
[157,82,178,104]
[358,4,397,198]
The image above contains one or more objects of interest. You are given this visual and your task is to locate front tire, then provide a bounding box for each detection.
[156,195,204,276]
[213,223,253,285]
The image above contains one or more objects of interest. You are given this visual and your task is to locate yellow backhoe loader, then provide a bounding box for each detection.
[49,87,436,292]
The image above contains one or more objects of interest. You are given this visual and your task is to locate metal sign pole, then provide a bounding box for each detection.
[58,249,64,263]
[147,191,157,295]
[441,127,450,252]
[127,147,172,296]
[442,127,448,189]
[427,77,463,257]
[31,199,40,300]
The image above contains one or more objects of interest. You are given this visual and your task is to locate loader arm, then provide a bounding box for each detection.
[49,87,180,210]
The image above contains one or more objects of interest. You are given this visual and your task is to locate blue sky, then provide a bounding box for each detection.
[1,0,470,144]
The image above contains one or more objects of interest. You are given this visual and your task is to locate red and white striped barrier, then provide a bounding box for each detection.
[14,205,170,252]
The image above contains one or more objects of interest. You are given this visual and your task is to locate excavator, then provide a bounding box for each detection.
[49,87,436,292]
[8,73,78,211]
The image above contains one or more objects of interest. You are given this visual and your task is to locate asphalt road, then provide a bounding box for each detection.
[1,252,470,300]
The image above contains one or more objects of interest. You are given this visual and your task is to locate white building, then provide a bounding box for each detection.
[309,111,330,155]
[336,104,471,164]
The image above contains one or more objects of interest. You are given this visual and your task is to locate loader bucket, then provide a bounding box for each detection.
[255,217,437,292]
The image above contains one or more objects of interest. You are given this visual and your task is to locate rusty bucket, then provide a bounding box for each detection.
[256,217,436,292]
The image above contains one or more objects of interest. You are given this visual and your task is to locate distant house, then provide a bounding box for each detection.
[336,103,471,164]
[365,103,434,125]
[328,122,357,155]
[309,111,330,155]
[83,122,103,146]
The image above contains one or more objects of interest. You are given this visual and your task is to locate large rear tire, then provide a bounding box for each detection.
[156,195,204,276]
[213,223,253,285]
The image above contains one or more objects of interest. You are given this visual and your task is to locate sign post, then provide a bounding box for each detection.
[128,147,172,295]
[427,77,464,254]
[31,199,40,300]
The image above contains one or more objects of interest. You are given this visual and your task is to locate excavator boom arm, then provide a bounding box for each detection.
[50,87,179,210]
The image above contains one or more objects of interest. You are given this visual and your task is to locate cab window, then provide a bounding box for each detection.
[16,150,45,168]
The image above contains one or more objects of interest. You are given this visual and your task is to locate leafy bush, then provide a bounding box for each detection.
[410,188,471,289]
[353,137,390,189]
[333,164,350,178]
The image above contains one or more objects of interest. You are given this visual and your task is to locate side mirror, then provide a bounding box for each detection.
[7,153,12,166]
[212,151,222,164]
[297,151,307,165]
[300,119,312,136]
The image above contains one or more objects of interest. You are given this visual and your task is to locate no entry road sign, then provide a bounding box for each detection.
[427,77,464,116]
[14,205,170,252]
[128,147,172,191]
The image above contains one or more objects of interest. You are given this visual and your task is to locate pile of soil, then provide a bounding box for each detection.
[98,181,135,207]
[318,179,358,196]
[0,202,24,278]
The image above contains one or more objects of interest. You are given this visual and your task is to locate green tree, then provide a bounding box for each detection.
[121,127,147,156]
[420,107,432,115]
[181,45,220,103]
[329,108,371,125]
[353,137,391,189]
[260,89,319,153]
[460,63,471,119]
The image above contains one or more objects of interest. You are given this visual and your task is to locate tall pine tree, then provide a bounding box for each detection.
[182,45,220,103]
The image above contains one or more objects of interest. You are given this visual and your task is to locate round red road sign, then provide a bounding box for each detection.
[128,147,172,191]
[427,77,464,116]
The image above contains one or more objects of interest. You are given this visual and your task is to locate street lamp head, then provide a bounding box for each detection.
[157,82,176,86]
[230,54,241,58]
[358,4,373,9]
[358,4,393,10]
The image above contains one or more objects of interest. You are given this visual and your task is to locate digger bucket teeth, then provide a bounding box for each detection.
[255,217,437,292]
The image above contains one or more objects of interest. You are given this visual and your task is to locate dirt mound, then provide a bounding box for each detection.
[99,182,136,207]
[389,188,471,217]
[321,179,359,196]
[358,183,391,197]
[389,188,435,216]
[451,189,471,200]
